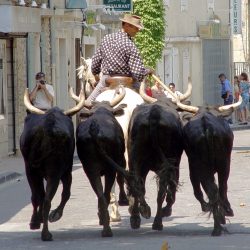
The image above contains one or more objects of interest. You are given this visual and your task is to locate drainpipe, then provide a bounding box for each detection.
[10,38,16,155]
[50,16,56,105]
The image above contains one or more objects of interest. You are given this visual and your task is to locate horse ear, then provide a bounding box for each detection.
[80,57,87,67]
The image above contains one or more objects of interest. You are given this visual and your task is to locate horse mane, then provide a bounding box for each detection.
[76,57,93,80]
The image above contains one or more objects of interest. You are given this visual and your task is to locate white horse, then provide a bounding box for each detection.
[76,57,96,98]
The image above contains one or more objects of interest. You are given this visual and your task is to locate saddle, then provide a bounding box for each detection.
[105,76,134,89]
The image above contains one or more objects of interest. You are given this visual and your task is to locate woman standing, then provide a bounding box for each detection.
[234,76,241,122]
[239,72,250,125]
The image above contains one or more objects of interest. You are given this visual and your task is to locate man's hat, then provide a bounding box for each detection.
[120,14,144,30]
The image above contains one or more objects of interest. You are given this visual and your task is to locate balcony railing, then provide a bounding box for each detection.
[5,0,50,8]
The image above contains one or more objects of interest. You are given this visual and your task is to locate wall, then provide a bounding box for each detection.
[158,0,231,105]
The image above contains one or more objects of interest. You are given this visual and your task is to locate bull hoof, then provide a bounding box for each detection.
[220,216,226,225]
[139,204,151,219]
[49,209,63,223]
[130,215,141,229]
[152,222,163,231]
[201,202,210,212]
[224,207,234,217]
[41,231,53,241]
[102,227,113,237]
[161,206,172,217]
[30,222,41,230]
[118,195,129,206]
[211,227,222,236]
[30,213,42,230]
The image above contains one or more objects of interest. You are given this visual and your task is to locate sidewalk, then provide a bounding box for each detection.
[0,153,80,186]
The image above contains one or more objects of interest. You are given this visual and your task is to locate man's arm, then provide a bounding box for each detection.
[128,44,149,82]
[224,80,232,100]
[91,46,102,77]
[29,84,40,102]
[40,84,54,103]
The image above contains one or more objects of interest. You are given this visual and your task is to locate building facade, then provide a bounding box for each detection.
[0,0,109,157]
[157,0,232,106]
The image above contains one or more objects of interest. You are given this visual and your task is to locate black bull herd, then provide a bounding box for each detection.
[20,79,242,241]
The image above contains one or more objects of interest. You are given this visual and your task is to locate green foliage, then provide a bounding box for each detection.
[133,0,165,69]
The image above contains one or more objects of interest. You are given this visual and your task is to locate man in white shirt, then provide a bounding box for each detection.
[164,82,183,101]
[29,72,54,111]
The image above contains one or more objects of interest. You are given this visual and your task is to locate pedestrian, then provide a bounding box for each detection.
[164,82,183,101]
[218,73,233,124]
[29,72,54,111]
[145,79,153,97]
[233,75,241,122]
[87,14,154,103]
[239,72,250,125]
[151,79,166,99]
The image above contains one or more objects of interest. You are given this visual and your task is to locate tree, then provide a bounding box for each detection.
[133,0,165,69]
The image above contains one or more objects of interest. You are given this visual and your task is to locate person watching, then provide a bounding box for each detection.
[164,82,183,100]
[29,72,54,111]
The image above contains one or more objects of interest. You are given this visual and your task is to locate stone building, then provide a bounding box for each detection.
[0,0,115,157]
[157,0,233,106]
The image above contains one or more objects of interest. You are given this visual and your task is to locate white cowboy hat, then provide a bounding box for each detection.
[120,14,144,30]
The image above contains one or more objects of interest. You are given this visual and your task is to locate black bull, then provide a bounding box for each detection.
[20,107,75,241]
[180,107,235,236]
[76,102,143,237]
[127,102,183,231]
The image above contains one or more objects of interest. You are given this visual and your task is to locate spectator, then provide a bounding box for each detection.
[233,76,241,122]
[164,82,183,101]
[145,79,153,97]
[29,72,54,111]
[151,80,166,99]
[239,72,250,125]
[218,73,233,124]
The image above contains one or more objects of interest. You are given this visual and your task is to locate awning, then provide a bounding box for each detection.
[0,6,41,33]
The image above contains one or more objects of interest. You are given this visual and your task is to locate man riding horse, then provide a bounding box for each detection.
[86,13,154,103]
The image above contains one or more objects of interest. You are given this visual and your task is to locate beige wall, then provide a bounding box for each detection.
[165,0,230,37]
[157,0,231,106]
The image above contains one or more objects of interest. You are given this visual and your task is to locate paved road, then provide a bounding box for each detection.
[0,130,250,249]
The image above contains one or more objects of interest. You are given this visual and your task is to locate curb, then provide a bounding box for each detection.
[0,171,22,185]
[231,125,250,131]
[0,157,81,186]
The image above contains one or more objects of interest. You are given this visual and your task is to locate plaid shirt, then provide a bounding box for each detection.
[91,31,148,82]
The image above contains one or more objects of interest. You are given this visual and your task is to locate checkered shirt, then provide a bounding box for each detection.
[91,31,148,82]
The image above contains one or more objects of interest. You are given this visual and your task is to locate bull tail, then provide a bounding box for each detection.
[89,120,128,177]
[201,117,225,233]
[149,106,179,198]
[89,120,145,199]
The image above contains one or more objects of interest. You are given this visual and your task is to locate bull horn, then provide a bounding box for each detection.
[152,74,192,102]
[139,80,157,103]
[69,86,81,103]
[109,85,126,107]
[175,96,199,113]
[179,77,192,101]
[152,74,178,100]
[218,95,242,112]
[24,88,45,115]
[64,90,85,116]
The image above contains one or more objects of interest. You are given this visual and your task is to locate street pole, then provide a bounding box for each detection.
[248,0,250,63]
[80,9,86,58]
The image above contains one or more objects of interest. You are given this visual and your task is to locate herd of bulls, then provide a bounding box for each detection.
[20,76,242,241]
